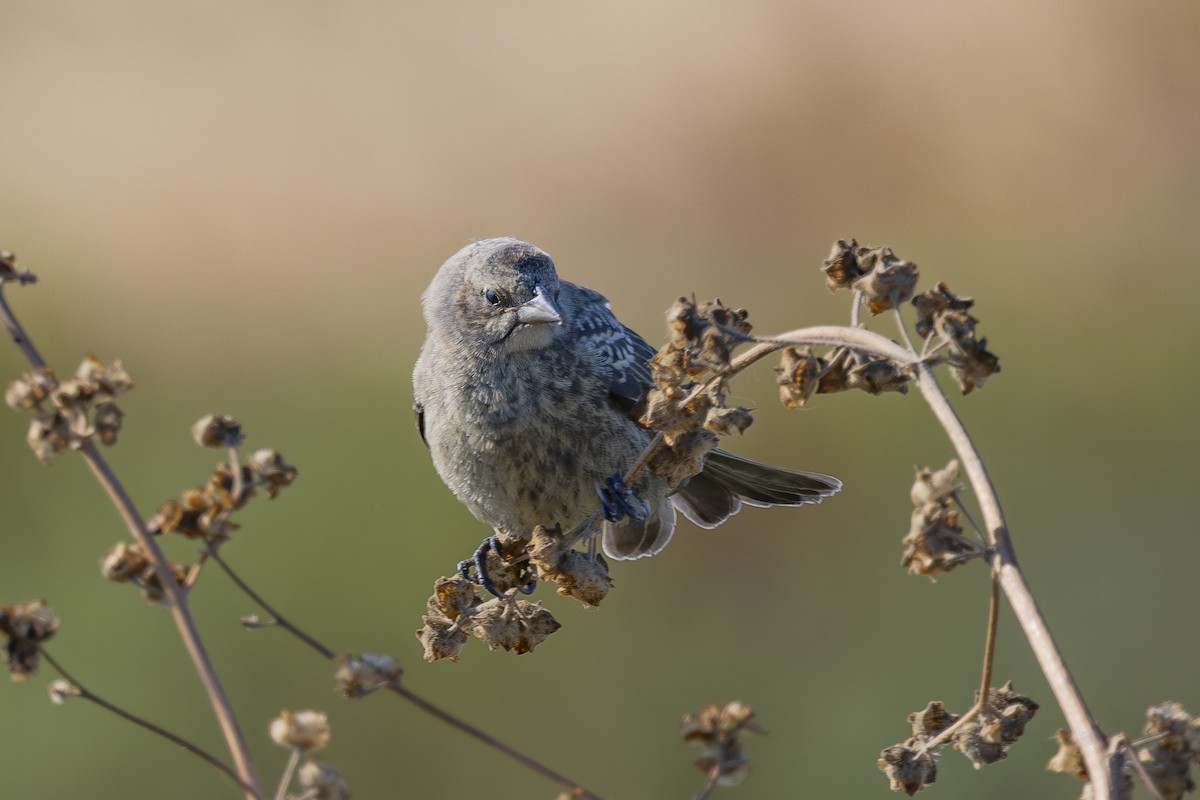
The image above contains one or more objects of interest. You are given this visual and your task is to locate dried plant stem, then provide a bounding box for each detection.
[910,362,1111,794]
[39,648,256,795]
[0,285,264,799]
[208,549,603,800]
[77,440,263,798]
[390,684,601,799]
[919,578,1002,754]
[921,705,983,754]
[978,576,999,708]
[273,748,302,800]
[692,765,721,800]
[207,546,335,660]
[1118,734,1167,800]
[0,284,45,370]
[734,325,1113,797]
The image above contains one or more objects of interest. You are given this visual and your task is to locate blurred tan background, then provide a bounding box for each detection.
[2,2,1199,798]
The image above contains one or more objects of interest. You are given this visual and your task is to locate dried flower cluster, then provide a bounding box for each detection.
[417,573,561,661]
[0,600,60,681]
[297,760,352,800]
[822,238,920,313]
[912,283,999,394]
[774,344,912,408]
[333,652,403,698]
[0,250,37,285]
[418,521,621,659]
[270,709,351,799]
[191,413,245,448]
[954,683,1040,768]
[270,708,332,752]
[878,684,1039,795]
[901,460,983,580]
[1135,702,1200,800]
[638,297,755,486]
[527,525,613,608]
[1047,727,1138,800]
[5,354,134,461]
[47,678,82,705]
[99,416,297,605]
[681,701,765,787]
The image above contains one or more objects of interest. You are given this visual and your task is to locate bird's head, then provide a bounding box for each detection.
[424,237,565,354]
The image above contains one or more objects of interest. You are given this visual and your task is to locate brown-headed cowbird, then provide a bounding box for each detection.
[413,238,840,561]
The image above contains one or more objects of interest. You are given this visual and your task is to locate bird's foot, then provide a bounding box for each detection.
[596,474,649,523]
[458,535,537,597]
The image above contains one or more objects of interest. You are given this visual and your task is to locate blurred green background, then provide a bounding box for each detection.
[2,2,1198,798]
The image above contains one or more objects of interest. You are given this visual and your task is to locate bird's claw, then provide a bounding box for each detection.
[458,535,537,597]
[597,474,649,523]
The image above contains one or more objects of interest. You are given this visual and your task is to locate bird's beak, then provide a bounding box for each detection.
[515,285,563,325]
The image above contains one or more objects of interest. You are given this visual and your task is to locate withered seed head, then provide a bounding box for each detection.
[269,709,332,753]
[469,597,561,654]
[822,239,865,291]
[775,347,822,408]
[1046,728,1086,779]
[910,461,962,507]
[0,600,60,681]
[912,283,975,341]
[852,247,919,314]
[0,251,38,284]
[93,402,124,445]
[100,541,150,582]
[416,614,469,662]
[48,679,82,705]
[333,652,403,698]
[547,550,613,608]
[428,575,480,622]
[247,448,298,498]
[878,740,938,795]
[137,561,190,606]
[901,501,982,580]
[681,701,765,787]
[26,414,71,463]
[5,372,49,411]
[909,701,958,738]
[296,760,351,800]
[191,414,244,448]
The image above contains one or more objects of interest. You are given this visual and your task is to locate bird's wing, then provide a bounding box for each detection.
[414,401,428,447]
[566,282,657,410]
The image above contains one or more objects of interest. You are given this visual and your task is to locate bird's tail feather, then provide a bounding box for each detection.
[602,501,676,561]
[671,449,841,529]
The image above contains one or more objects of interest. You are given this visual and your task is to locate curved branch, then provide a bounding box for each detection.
[744,324,1112,796]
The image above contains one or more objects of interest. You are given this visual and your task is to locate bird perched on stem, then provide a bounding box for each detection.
[413,237,840,563]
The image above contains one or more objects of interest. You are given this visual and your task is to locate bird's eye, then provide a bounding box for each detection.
[483,287,501,306]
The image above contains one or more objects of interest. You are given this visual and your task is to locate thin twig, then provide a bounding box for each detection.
[692,765,721,800]
[273,748,302,800]
[0,283,48,371]
[390,684,601,799]
[0,282,264,799]
[39,648,256,795]
[978,575,999,709]
[210,549,602,799]
[920,705,983,753]
[889,290,917,354]
[207,545,336,660]
[1118,734,1167,800]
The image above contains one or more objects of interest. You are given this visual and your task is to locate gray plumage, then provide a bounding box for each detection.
[413,237,841,560]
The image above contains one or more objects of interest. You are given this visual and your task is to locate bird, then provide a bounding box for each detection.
[412,237,841,563]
